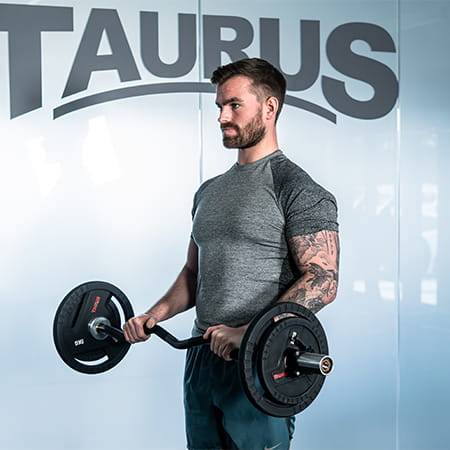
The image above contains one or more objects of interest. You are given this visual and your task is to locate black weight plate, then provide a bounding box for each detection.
[257,316,326,409]
[239,302,329,417]
[53,281,134,374]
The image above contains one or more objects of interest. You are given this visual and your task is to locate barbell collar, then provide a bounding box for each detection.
[88,317,111,340]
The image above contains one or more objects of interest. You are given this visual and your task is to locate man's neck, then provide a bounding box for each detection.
[237,134,280,166]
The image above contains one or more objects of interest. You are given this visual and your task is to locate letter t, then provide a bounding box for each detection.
[0,4,73,118]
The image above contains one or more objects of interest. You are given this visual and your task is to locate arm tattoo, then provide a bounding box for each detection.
[280,230,340,314]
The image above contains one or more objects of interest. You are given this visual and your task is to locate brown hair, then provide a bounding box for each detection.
[211,58,286,121]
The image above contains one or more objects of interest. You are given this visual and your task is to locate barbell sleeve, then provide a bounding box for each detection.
[296,352,334,375]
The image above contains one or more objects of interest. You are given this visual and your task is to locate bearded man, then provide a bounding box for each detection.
[124,58,340,450]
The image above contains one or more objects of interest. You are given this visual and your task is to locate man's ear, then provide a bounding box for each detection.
[265,96,279,121]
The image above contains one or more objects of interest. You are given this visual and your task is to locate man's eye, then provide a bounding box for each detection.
[231,103,240,109]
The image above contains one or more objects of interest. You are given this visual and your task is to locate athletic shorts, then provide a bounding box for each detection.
[184,344,295,450]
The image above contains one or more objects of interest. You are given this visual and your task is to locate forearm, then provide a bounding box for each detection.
[146,263,197,322]
[278,231,340,314]
[277,267,338,314]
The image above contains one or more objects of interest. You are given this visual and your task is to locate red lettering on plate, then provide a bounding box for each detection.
[91,296,101,313]
[273,372,286,380]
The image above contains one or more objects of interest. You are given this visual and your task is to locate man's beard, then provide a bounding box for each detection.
[221,113,266,149]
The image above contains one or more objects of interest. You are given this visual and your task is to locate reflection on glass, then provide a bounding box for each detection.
[82,116,121,184]
[420,278,437,306]
[378,280,395,301]
[27,136,62,196]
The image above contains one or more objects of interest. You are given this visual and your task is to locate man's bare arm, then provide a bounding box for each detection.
[145,238,198,321]
[123,238,198,343]
[278,230,340,313]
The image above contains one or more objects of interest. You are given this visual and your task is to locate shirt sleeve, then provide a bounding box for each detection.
[283,185,339,239]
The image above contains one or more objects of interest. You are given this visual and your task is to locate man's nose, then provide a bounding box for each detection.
[218,107,231,123]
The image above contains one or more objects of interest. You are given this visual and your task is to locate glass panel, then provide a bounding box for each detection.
[0,1,199,449]
[199,1,399,449]
[399,1,450,449]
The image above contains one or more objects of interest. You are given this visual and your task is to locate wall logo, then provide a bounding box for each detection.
[0,4,399,123]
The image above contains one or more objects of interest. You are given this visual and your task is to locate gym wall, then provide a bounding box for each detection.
[0,1,448,449]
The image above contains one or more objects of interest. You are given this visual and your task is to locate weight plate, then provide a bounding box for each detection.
[258,317,326,408]
[239,302,329,417]
[53,281,134,374]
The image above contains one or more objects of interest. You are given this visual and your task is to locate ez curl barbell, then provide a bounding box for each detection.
[53,281,333,417]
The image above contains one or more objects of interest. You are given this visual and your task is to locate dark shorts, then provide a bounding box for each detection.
[184,344,295,450]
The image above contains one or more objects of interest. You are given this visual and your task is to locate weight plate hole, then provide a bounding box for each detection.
[110,295,126,325]
[75,355,109,367]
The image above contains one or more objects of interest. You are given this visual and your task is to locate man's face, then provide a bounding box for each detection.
[215,75,266,149]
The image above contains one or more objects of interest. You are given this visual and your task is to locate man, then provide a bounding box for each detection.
[123,58,339,450]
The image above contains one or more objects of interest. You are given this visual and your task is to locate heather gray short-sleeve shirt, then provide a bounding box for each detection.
[191,150,338,331]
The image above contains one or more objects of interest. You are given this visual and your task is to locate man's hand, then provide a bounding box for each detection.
[203,324,248,361]
[123,314,157,344]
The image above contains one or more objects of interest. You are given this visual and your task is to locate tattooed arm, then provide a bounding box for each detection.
[278,230,340,313]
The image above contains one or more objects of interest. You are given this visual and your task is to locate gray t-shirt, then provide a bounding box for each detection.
[191,150,338,331]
